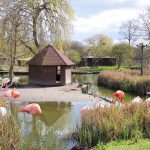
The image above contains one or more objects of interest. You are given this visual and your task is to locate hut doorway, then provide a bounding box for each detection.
[56,66,61,83]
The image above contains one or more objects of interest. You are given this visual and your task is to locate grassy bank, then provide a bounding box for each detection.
[93,139,150,150]
[98,70,150,96]
[73,103,150,149]
[0,65,28,72]
[78,66,128,72]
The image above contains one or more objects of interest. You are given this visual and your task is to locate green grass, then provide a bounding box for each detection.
[0,65,10,71]
[0,65,28,72]
[79,66,128,71]
[93,139,150,150]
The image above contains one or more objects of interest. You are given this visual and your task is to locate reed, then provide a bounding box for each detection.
[73,104,150,148]
[98,70,150,95]
[0,116,21,150]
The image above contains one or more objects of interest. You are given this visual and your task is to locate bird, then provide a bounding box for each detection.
[0,107,6,118]
[112,90,125,105]
[8,77,20,88]
[0,78,10,91]
[19,103,42,115]
[132,96,143,104]
[4,88,21,99]
[11,88,21,98]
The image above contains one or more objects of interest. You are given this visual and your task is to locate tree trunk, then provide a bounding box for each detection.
[9,64,14,79]
[117,59,121,69]
[33,17,40,49]
[20,40,36,55]
[9,28,17,79]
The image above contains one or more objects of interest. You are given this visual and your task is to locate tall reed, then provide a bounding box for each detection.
[0,116,21,150]
[98,70,150,95]
[73,104,150,148]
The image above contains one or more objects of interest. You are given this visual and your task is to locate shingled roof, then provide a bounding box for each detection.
[28,45,74,66]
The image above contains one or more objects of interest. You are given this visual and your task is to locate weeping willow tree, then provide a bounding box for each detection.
[0,0,29,78]
[0,0,74,77]
[20,0,75,54]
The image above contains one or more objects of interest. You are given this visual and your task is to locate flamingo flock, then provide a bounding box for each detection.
[0,77,42,119]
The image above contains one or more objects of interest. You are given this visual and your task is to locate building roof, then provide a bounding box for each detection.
[28,45,74,66]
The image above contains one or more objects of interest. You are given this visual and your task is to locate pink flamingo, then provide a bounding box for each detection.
[1,78,10,91]
[4,88,21,99]
[19,103,42,115]
[112,90,125,105]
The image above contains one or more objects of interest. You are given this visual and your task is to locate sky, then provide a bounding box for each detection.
[71,0,150,43]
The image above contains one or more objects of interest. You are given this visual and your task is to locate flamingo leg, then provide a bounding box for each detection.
[113,98,118,104]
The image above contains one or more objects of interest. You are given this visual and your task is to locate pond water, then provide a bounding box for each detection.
[10,74,144,149]
[9,101,92,150]
[72,74,144,102]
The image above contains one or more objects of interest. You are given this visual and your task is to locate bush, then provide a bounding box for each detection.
[73,104,150,148]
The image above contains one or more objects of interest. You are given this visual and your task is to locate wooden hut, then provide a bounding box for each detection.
[28,45,74,85]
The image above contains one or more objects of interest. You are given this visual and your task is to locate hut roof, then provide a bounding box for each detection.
[28,45,74,66]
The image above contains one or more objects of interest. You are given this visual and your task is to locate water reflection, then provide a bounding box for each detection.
[73,74,145,102]
[11,74,145,149]
[9,101,90,150]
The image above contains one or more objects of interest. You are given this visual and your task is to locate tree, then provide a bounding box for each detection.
[119,19,139,44]
[0,0,74,77]
[85,34,113,58]
[139,6,150,42]
[111,43,133,69]
[19,0,74,53]
[0,0,74,54]
[70,41,87,57]
[67,50,81,66]
[0,1,28,78]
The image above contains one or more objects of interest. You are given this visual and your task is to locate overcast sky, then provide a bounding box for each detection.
[71,0,150,43]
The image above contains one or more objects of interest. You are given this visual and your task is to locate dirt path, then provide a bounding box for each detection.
[5,83,100,102]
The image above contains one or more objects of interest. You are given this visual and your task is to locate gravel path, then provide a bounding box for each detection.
[6,83,100,102]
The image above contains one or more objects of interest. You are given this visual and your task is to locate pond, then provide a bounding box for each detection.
[8,101,92,150]
[8,73,144,149]
[72,74,144,102]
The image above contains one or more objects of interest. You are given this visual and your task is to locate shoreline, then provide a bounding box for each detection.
[2,83,101,103]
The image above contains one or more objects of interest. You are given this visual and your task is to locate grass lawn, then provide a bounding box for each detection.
[93,139,150,150]
[79,66,128,71]
[0,65,28,72]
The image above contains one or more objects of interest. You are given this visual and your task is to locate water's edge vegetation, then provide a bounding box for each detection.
[98,70,150,96]
[72,103,150,150]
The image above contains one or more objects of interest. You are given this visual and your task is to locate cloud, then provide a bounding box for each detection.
[109,0,127,3]
[136,0,150,7]
[73,8,138,41]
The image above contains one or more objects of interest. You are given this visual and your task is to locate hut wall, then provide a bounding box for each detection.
[60,66,71,85]
[60,66,65,85]
[65,66,72,84]
[29,66,56,85]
